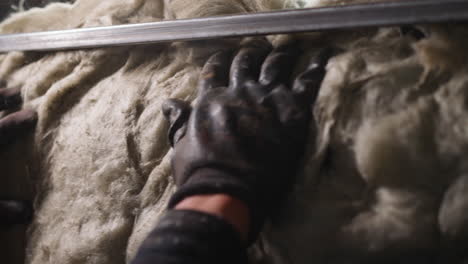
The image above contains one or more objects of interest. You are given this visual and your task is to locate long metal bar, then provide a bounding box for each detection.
[0,0,467,52]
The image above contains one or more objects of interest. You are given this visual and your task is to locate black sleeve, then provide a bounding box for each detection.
[131,209,248,264]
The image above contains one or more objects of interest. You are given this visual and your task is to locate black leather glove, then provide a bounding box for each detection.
[162,40,331,243]
[0,84,37,227]
[0,199,33,226]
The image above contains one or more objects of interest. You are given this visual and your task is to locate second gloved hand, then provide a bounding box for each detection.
[0,84,37,227]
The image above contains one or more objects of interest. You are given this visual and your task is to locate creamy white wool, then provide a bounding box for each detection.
[1,1,468,264]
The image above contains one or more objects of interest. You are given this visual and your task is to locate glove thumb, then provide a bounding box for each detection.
[162,99,191,146]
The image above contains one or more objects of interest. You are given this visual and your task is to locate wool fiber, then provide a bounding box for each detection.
[1,0,468,263]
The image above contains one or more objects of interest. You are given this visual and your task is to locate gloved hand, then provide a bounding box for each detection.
[162,39,331,243]
[0,84,37,227]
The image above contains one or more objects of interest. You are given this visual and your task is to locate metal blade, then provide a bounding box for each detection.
[0,0,467,52]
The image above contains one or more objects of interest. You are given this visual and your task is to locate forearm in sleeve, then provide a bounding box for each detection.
[131,209,248,264]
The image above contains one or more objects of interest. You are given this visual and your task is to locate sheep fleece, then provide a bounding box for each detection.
[0,0,468,263]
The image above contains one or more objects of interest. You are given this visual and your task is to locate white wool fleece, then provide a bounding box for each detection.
[1,1,468,264]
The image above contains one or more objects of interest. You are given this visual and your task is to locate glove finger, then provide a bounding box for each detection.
[292,47,334,104]
[259,41,301,87]
[400,25,427,40]
[198,50,232,94]
[0,109,37,147]
[245,81,269,102]
[262,85,308,126]
[0,87,22,111]
[0,199,33,226]
[162,99,191,146]
[229,39,272,89]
